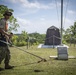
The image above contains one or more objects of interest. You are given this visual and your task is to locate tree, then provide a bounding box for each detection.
[0,5,19,32]
[70,22,76,37]
[69,22,76,44]
[63,28,71,43]
[11,31,28,46]
[19,31,28,41]
[63,22,76,44]
[29,32,46,44]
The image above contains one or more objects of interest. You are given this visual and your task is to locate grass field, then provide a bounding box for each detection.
[0,44,76,75]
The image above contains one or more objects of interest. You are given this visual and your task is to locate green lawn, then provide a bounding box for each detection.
[0,44,76,75]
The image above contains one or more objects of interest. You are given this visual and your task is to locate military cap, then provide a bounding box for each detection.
[3,11,12,16]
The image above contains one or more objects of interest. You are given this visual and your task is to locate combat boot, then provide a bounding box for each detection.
[5,64,14,69]
[0,67,4,71]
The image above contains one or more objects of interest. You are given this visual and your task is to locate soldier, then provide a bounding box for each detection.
[0,11,14,71]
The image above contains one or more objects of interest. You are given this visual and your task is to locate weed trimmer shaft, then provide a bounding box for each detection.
[0,40,47,63]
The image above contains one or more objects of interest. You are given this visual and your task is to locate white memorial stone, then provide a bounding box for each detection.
[57,46,68,60]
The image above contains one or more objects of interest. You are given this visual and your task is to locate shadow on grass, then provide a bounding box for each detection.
[13,61,38,68]
[13,59,51,68]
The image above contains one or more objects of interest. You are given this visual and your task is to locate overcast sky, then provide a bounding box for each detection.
[0,0,76,34]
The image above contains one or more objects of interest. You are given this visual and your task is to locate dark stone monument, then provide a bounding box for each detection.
[45,26,61,45]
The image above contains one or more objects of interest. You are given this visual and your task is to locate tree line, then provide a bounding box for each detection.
[0,5,76,46]
[12,31,46,46]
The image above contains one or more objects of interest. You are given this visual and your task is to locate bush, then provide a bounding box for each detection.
[13,40,17,45]
[62,40,67,44]
[15,41,27,46]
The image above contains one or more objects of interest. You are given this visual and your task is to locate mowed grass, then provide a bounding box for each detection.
[0,44,76,75]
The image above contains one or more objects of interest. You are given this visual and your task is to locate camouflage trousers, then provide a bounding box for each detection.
[0,45,10,64]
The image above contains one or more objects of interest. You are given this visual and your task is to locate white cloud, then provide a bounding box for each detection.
[15,17,60,34]
[21,0,56,9]
[8,0,56,9]
[14,17,31,33]
[63,17,74,29]
[15,17,73,34]
[64,18,72,25]
[40,17,45,21]
[67,10,75,14]
[17,17,31,26]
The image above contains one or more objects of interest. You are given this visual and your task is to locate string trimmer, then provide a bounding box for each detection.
[0,40,47,63]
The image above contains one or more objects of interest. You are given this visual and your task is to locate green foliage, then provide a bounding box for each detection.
[63,21,76,44]
[62,40,67,44]
[12,31,28,46]
[28,32,46,45]
[11,32,46,46]
[0,5,19,32]
[17,31,28,42]
[70,22,76,36]
[9,16,19,32]
[12,36,27,46]
[0,5,12,18]
[12,35,18,45]
[63,31,71,43]
[16,41,26,46]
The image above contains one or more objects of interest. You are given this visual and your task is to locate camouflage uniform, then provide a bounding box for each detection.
[0,18,10,65]
[0,46,10,64]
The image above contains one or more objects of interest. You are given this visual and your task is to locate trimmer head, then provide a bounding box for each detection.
[37,59,47,63]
